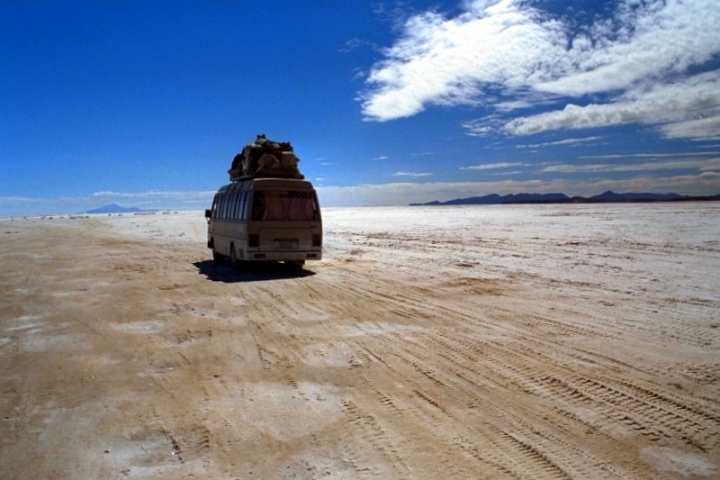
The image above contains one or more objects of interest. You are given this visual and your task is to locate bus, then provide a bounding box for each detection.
[205,177,322,269]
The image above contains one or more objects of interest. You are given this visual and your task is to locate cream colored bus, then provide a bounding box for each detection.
[205,178,322,269]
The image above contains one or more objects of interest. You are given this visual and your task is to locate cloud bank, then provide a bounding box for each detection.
[0,190,215,217]
[361,0,720,139]
[3,165,719,216]
[317,173,720,207]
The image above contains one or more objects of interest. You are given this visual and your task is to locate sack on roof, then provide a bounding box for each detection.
[228,134,304,181]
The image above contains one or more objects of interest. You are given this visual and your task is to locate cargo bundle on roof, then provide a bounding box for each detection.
[228,134,304,182]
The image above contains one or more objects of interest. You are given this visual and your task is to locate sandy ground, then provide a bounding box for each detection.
[1,203,720,479]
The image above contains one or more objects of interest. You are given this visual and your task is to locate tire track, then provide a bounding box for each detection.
[341,311,667,478]
[268,256,720,476]
[347,335,606,477]
[340,399,410,476]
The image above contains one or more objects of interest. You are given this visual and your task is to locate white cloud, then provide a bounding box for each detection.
[661,115,720,140]
[88,190,214,207]
[517,136,604,148]
[505,71,720,136]
[0,190,215,217]
[392,171,433,177]
[361,0,564,121]
[461,162,527,170]
[541,157,720,173]
[580,152,720,159]
[535,0,720,96]
[0,196,40,205]
[462,118,502,136]
[361,0,720,139]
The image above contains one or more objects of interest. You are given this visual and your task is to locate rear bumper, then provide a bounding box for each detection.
[245,250,322,261]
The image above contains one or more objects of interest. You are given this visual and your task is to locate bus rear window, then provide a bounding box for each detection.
[251,190,318,221]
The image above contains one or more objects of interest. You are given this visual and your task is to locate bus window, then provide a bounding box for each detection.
[238,192,246,220]
[251,191,265,221]
[253,191,317,221]
[235,192,245,220]
[229,193,238,220]
[218,194,225,219]
[221,194,229,219]
[224,194,232,219]
[211,195,219,219]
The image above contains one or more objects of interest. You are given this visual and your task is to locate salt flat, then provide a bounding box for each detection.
[1,203,719,479]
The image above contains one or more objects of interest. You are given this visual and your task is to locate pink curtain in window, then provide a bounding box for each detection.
[261,192,315,221]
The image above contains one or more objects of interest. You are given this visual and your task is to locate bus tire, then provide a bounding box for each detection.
[230,244,241,271]
[211,241,223,263]
[286,260,305,270]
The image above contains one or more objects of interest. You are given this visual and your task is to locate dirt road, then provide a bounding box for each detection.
[1,205,719,479]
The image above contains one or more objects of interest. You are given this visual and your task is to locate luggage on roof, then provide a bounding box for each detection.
[228,134,305,181]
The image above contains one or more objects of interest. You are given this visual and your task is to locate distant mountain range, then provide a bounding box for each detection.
[85,204,155,214]
[410,191,720,206]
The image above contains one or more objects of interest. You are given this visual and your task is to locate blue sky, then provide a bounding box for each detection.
[2,0,720,215]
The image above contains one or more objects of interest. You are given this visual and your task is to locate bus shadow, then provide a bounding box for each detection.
[192,260,316,283]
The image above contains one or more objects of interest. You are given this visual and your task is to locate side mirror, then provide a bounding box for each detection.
[204,209,211,219]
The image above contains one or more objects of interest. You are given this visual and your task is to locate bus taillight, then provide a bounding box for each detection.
[312,234,322,247]
[249,234,259,248]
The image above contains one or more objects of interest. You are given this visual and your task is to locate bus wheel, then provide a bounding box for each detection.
[230,245,241,271]
[211,245,223,263]
[286,260,305,270]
